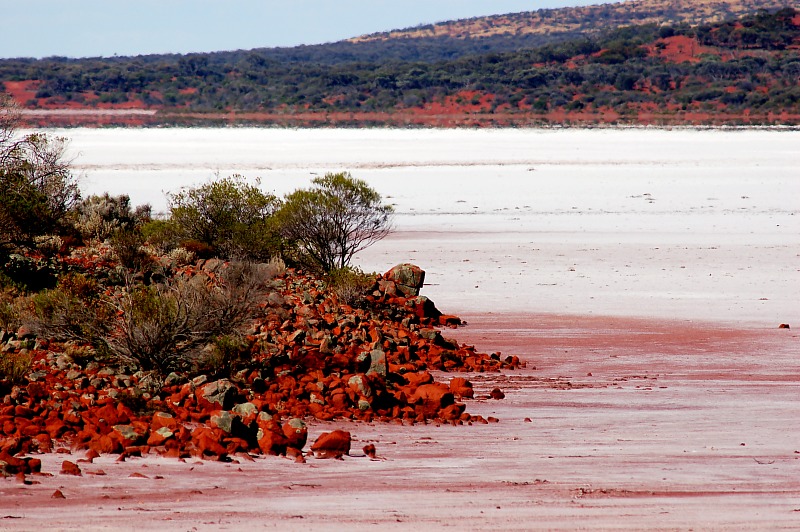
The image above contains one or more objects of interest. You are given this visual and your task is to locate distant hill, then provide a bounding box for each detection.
[2,1,799,127]
[353,0,791,44]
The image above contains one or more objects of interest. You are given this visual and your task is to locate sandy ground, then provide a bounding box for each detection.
[2,316,797,531]
[3,128,798,530]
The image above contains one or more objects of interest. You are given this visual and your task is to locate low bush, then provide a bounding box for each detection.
[140,219,181,254]
[2,253,58,292]
[276,172,393,272]
[63,343,106,368]
[0,351,32,385]
[26,272,113,347]
[109,228,152,272]
[104,261,271,374]
[0,291,22,332]
[167,175,282,261]
[74,193,138,242]
[195,334,250,378]
[326,266,376,307]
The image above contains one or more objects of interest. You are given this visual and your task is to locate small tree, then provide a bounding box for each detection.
[167,174,281,261]
[276,172,393,272]
[0,94,80,253]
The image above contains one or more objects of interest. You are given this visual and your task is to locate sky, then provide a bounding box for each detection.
[0,0,622,59]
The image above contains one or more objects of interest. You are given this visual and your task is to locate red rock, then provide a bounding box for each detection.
[0,451,26,474]
[384,264,425,297]
[363,443,377,458]
[191,427,227,457]
[490,388,506,400]
[45,421,69,439]
[93,404,122,426]
[310,430,351,459]
[33,433,53,453]
[151,412,178,432]
[111,424,147,447]
[282,419,308,450]
[257,429,288,456]
[404,371,434,388]
[90,434,122,454]
[25,457,41,473]
[779,323,790,329]
[196,379,239,411]
[14,405,33,417]
[412,384,455,412]
[440,403,466,421]
[146,427,174,446]
[438,314,462,327]
[60,460,82,476]
[449,377,474,399]
[286,447,304,461]
[26,382,49,402]
[51,489,66,499]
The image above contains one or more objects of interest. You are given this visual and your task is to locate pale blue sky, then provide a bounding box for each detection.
[1,0,621,59]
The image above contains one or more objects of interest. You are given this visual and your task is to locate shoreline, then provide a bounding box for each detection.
[18,108,800,130]
[4,310,798,531]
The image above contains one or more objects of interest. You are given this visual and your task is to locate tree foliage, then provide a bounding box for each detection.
[277,172,393,272]
[167,174,281,261]
[1,8,798,123]
[0,94,79,252]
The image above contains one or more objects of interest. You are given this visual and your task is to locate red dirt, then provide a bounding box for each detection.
[646,35,712,63]
[4,80,39,103]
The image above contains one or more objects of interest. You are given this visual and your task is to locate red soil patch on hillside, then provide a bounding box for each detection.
[3,81,39,103]
[647,35,713,63]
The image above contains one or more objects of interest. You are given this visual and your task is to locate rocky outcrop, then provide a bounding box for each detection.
[0,261,521,467]
[383,263,425,297]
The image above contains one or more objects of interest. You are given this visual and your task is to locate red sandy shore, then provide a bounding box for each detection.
[17,108,800,128]
[2,313,797,531]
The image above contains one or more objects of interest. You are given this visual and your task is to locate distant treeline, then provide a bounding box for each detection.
[1,7,798,119]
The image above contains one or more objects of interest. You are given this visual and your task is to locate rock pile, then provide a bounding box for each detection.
[0,262,519,470]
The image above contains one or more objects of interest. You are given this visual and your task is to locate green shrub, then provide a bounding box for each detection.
[196,334,250,378]
[2,253,58,292]
[140,219,181,253]
[326,267,376,306]
[1,95,80,253]
[63,343,106,368]
[0,351,32,385]
[0,291,22,332]
[178,239,215,260]
[26,273,112,346]
[109,228,152,272]
[74,193,150,242]
[167,175,282,261]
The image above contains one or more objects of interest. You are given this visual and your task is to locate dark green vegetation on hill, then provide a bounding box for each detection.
[1,3,799,125]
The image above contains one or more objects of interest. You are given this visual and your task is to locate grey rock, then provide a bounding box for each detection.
[200,379,238,410]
